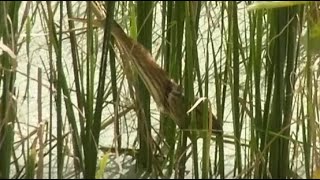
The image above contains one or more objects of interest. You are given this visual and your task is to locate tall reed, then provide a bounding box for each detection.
[0,1,21,178]
[1,1,319,179]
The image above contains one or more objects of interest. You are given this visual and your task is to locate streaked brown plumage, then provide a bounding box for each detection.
[77,2,223,137]
[111,21,222,136]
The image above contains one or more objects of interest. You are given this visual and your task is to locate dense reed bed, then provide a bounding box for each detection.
[0,1,319,179]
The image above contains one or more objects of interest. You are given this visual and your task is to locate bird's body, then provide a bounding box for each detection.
[72,2,223,137]
[111,21,223,136]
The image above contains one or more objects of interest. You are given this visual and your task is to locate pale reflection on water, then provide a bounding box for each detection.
[6,1,307,178]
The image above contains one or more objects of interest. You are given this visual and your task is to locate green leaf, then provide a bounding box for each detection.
[95,153,109,179]
[247,1,308,11]
[302,23,320,55]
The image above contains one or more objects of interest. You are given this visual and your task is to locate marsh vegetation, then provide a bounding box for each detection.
[0,1,320,179]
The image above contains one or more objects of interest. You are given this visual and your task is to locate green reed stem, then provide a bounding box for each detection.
[0,1,20,179]
[135,1,153,172]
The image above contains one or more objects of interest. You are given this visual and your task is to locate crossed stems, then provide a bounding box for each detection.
[83,1,223,137]
[110,22,223,137]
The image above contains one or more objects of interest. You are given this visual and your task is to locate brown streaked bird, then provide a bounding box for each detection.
[110,22,222,136]
[77,2,223,137]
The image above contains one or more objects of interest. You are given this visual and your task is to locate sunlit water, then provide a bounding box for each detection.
[3,1,309,178]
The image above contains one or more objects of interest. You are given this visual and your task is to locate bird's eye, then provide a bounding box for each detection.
[169,80,184,97]
[171,86,185,99]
